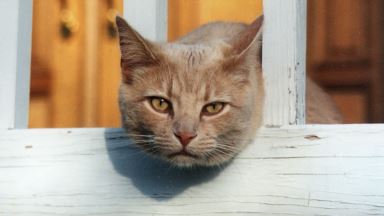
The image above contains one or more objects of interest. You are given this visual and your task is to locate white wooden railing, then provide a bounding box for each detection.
[0,0,384,215]
[0,0,33,129]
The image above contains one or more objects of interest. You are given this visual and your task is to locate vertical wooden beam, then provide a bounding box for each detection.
[97,0,124,127]
[122,0,167,41]
[263,0,307,126]
[51,0,84,127]
[0,0,33,129]
[83,0,99,126]
[370,0,384,122]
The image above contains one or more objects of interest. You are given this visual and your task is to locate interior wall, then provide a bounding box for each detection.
[307,0,384,123]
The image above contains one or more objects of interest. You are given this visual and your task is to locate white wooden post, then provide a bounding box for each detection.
[122,0,167,41]
[263,0,307,126]
[0,0,33,129]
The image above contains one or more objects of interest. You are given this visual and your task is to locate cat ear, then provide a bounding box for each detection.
[115,16,159,83]
[229,15,263,64]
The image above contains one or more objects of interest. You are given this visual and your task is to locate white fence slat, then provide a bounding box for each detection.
[122,0,167,41]
[1,125,384,215]
[0,0,33,129]
[263,0,307,126]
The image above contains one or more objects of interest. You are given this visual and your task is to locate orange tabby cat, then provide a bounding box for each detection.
[116,15,342,167]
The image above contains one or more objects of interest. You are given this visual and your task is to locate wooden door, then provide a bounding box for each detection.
[30,0,88,127]
[30,0,123,128]
[34,0,384,126]
[30,0,263,128]
[29,0,57,127]
[307,0,384,123]
[168,0,263,41]
[96,0,124,127]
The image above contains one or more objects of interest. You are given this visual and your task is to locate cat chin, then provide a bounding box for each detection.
[165,155,199,168]
[163,154,232,168]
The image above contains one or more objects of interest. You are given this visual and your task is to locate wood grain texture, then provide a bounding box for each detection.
[97,0,123,127]
[1,125,384,215]
[263,0,307,126]
[30,0,57,128]
[82,0,100,126]
[168,0,263,41]
[307,0,384,123]
[0,0,33,129]
[51,0,85,127]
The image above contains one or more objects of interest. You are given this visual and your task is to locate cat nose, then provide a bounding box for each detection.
[174,131,197,147]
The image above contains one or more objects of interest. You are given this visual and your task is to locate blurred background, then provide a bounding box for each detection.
[29,0,384,128]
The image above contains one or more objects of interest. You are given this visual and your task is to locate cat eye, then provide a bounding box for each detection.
[202,102,225,116]
[149,97,171,113]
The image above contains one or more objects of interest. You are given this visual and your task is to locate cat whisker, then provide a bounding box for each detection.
[215,148,239,156]
[213,150,234,159]
[135,140,178,152]
[124,134,156,137]
[116,145,162,158]
[201,149,217,159]
[216,144,241,151]
[218,139,253,144]
[154,138,172,142]
[212,146,237,156]
[132,141,154,146]
[131,140,156,143]
[197,141,215,145]
[206,152,228,165]
[217,142,244,149]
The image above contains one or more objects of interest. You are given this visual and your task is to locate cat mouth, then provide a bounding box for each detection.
[168,150,198,159]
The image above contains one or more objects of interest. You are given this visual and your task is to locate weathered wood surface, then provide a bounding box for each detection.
[1,125,384,215]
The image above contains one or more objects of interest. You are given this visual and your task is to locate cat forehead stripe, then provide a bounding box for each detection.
[163,43,224,67]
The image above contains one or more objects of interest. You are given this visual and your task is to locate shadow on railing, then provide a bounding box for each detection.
[104,128,230,201]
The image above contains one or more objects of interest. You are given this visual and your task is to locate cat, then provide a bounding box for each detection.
[115,15,342,168]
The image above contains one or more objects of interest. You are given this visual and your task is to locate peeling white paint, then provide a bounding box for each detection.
[263,0,307,126]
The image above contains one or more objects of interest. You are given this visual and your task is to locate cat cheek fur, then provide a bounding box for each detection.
[120,101,177,156]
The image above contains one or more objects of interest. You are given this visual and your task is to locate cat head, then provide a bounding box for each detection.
[116,16,264,167]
